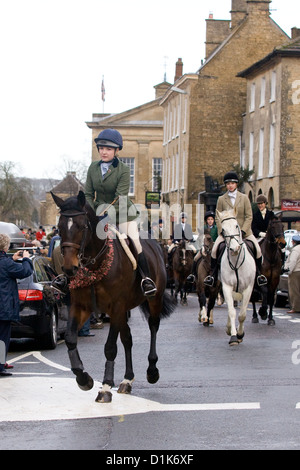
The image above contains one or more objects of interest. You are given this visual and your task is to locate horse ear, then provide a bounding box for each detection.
[51,191,65,209]
[78,190,86,208]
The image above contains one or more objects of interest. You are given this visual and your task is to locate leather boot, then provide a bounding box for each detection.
[204,257,218,287]
[186,260,197,283]
[137,252,157,297]
[256,256,267,286]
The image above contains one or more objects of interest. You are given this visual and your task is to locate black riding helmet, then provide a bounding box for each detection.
[224,171,239,184]
[204,211,215,221]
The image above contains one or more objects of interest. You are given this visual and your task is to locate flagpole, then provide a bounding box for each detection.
[101,75,105,113]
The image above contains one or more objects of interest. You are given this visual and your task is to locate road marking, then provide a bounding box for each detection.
[0,377,260,422]
[9,351,70,371]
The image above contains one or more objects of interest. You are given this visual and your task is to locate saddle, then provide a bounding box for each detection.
[108,225,137,270]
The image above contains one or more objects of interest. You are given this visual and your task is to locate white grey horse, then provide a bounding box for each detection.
[217,209,256,346]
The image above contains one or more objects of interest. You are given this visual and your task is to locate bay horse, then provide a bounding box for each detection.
[51,190,176,403]
[171,239,194,305]
[196,232,222,326]
[217,209,256,346]
[251,215,286,326]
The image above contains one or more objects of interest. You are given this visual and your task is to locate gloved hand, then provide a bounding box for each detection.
[98,211,109,222]
[97,212,110,233]
[241,230,246,239]
[259,232,266,238]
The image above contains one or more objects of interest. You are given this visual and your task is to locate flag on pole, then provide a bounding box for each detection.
[101,76,105,102]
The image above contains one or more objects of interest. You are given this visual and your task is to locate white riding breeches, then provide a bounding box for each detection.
[119,220,142,254]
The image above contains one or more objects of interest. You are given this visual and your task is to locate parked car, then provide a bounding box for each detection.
[11,254,68,349]
[0,221,27,248]
[275,229,300,308]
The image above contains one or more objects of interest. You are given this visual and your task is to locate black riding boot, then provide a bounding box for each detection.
[137,252,157,297]
[256,256,267,287]
[51,274,69,295]
[204,257,218,287]
[186,260,197,283]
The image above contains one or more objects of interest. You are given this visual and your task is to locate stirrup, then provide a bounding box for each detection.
[186,274,195,283]
[204,275,214,287]
[141,277,157,297]
[51,274,69,295]
[257,274,267,287]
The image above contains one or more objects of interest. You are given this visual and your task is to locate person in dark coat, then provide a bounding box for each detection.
[0,234,33,376]
[252,194,275,239]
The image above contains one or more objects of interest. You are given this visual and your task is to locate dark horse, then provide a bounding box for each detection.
[51,191,176,403]
[251,215,286,326]
[196,233,222,326]
[171,239,194,305]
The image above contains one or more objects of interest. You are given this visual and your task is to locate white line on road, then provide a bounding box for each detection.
[0,377,261,422]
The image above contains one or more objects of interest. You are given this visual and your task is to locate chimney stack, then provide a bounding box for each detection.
[174,58,183,83]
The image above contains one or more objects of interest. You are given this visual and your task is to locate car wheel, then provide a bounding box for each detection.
[39,310,58,350]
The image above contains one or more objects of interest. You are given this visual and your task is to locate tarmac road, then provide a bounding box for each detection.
[1,291,300,452]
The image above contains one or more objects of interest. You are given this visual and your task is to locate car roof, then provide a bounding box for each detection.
[0,221,27,246]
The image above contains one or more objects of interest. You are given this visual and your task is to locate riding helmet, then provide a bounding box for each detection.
[94,129,123,150]
[256,195,268,204]
[204,211,215,221]
[224,171,239,184]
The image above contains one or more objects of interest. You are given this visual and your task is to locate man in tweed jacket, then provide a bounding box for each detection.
[204,171,267,288]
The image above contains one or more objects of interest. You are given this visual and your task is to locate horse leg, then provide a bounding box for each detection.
[198,291,208,323]
[267,291,276,326]
[258,285,268,321]
[147,314,160,384]
[223,286,238,345]
[95,324,119,403]
[251,301,259,323]
[206,293,215,325]
[65,316,94,391]
[118,320,135,394]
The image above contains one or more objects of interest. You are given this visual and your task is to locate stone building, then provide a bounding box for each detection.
[86,81,170,216]
[237,33,300,209]
[160,0,291,229]
[40,171,84,227]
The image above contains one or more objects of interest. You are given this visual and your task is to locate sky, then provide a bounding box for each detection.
[0,0,298,180]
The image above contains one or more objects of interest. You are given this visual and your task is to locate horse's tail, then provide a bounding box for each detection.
[139,291,177,320]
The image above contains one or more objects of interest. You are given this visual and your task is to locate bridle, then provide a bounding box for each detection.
[221,216,246,272]
[60,209,109,268]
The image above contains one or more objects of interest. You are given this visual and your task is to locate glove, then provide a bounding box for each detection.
[97,212,110,232]
[241,230,246,239]
[259,232,266,238]
[98,211,108,222]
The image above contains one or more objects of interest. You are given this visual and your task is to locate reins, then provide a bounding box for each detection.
[221,217,246,292]
[60,209,109,268]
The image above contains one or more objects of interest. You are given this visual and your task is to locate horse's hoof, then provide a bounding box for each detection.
[259,307,268,321]
[95,391,112,403]
[268,318,275,326]
[147,370,159,384]
[237,332,244,343]
[203,321,209,327]
[76,372,94,391]
[209,320,214,325]
[229,335,239,346]
[117,382,132,394]
[252,317,259,323]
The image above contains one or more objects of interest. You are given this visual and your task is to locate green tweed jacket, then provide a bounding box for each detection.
[85,158,139,224]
